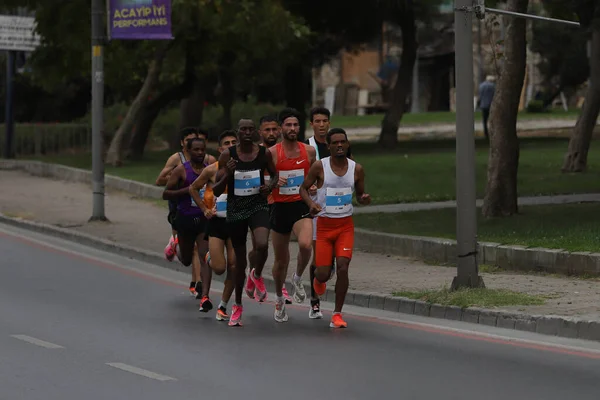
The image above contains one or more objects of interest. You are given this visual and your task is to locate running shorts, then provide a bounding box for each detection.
[315,216,354,266]
[175,214,207,241]
[206,217,229,241]
[227,209,270,248]
[270,200,310,234]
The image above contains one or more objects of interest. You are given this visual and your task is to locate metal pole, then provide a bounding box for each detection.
[90,0,107,221]
[4,50,15,159]
[451,0,484,290]
[411,56,420,113]
[485,7,580,27]
[477,19,483,84]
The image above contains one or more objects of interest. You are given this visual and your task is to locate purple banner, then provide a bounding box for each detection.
[108,0,173,40]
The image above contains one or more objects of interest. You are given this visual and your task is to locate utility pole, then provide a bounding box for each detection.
[90,0,107,221]
[4,50,15,159]
[451,0,484,290]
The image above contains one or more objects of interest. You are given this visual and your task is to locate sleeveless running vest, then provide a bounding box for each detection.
[272,142,310,203]
[226,145,269,222]
[261,144,275,205]
[315,157,356,219]
[203,162,228,218]
[178,160,207,217]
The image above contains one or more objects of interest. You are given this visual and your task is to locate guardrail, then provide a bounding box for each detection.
[0,123,90,156]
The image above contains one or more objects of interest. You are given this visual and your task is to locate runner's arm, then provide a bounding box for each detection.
[264,149,278,192]
[354,163,371,205]
[306,144,317,165]
[189,166,214,214]
[155,153,179,186]
[300,161,323,211]
[162,165,189,200]
[212,150,231,197]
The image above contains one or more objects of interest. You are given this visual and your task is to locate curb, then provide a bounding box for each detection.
[355,228,600,277]
[0,160,162,199]
[2,213,600,343]
[4,159,600,278]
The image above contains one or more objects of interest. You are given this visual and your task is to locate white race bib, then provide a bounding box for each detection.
[234,169,260,196]
[191,185,206,207]
[279,169,304,195]
[325,187,352,214]
[216,193,227,218]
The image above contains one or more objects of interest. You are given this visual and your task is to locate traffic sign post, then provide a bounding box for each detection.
[0,15,40,159]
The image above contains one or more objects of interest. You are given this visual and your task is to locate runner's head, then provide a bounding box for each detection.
[179,127,199,149]
[218,130,238,154]
[326,128,349,159]
[278,107,301,142]
[237,118,256,144]
[186,137,207,164]
[310,107,331,143]
[197,127,209,141]
[259,114,280,147]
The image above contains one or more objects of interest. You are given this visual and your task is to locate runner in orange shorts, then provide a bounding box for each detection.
[299,128,371,328]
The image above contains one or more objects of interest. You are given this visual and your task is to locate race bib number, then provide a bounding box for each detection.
[191,185,206,207]
[216,193,227,218]
[279,169,304,195]
[234,169,260,196]
[325,187,352,214]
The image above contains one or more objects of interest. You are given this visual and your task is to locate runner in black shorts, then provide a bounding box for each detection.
[212,119,278,326]
[162,137,213,311]
[189,130,237,321]
[268,108,317,322]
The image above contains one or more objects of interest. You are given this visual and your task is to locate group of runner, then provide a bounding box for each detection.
[156,107,370,328]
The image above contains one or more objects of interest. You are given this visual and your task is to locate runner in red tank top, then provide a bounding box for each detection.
[268,108,317,322]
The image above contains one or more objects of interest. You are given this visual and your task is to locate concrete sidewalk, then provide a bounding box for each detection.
[1,169,599,323]
[341,118,577,140]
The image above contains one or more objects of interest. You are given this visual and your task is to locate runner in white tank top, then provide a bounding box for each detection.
[300,128,371,329]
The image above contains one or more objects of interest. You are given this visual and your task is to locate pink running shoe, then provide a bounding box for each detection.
[228,304,243,327]
[245,268,256,299]
[164,236,177,261]
[282,286,292,304]
[250,268,267,302]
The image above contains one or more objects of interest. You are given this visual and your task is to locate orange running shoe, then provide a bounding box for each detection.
[330,313,348,329]
[313,277,326,297]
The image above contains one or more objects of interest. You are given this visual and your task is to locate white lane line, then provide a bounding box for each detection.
[10,334,64,349]
[106,363,177,381]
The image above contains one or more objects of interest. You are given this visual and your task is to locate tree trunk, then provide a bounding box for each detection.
[105,45,169,166]
[177,81,205,131]
[216,52,236,132]
[126,103,162,160]
[482,0,529,218]
[378,1,417,149]
[131,74,201,157]
[562,28,600,172]
[284,62,310,142]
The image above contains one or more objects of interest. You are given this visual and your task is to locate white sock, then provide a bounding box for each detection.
[293,273,301,283]
[277,295,284,303]
[219,300,228,309]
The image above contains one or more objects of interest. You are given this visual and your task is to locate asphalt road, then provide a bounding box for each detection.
[1,223,600,400]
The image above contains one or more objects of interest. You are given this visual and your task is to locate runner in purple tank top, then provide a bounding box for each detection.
[163,137,214,311]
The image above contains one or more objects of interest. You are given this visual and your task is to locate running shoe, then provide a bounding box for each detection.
[229,305,243,327]
[195,281,203,299]
[250,268,267,302]
[291,274,306,303]
[282,286,292,304]
[199,296,213,313]
[313,277,326,297]
[309,299,323,319]
[216,306,229,321]
[245,268,256,299]
[274,299,289,323]
[189,281,197,297]
[164,236,177,261]
[330,313,347,329]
